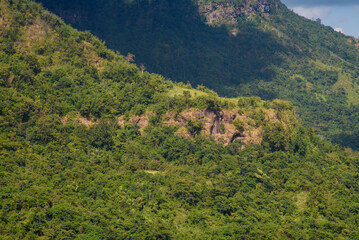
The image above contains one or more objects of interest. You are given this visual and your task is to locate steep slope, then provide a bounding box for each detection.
[37,0,359,149]
[1,0,359,239]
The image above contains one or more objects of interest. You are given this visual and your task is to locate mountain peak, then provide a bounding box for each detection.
[37,0,359,150]
[196,0,280,24]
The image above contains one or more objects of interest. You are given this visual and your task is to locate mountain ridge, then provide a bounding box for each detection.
[37,0,359,149]
[2,0,359,238]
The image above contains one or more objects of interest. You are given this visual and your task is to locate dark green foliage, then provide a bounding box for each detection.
[38,0,359,149]
[263,122,288,151]
[88,119,117,149]
[30,114,62,143]
[186,118,204,137]
[1,1,359,239]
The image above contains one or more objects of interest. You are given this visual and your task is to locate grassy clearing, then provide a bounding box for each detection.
[167,86,209,98]
[334,72,359,105]
[167,85,240,105]
[295,191,308,212]
[312,60,341,72]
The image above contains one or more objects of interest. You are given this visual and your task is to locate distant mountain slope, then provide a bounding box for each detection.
[37,0,359,149]
[2,0,359,239]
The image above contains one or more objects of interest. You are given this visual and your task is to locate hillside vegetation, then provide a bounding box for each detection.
[37,0,359,149]
[1,0,359,239]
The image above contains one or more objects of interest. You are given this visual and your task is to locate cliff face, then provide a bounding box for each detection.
[37,0,359,150]
[116,106,290,146]
[197,0,276,24]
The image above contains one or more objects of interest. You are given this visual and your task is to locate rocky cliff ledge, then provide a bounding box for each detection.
[118,107,289,146]
[197,0,275,24]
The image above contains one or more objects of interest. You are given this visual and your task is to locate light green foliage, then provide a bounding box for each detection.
[249,109,266,127]
[263,122,288,151]
[272,99,293,111]
[238,96,262,108]
[1,1,359,239]
[233,118,245,132]
[37,0,359,149]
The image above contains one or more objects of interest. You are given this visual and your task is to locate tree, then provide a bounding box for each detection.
[186,118,203,137]
[263,123,288,151]
[124,53,135,63]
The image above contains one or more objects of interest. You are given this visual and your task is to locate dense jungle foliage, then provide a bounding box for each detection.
[37,0,359,149]
[1,0,359,239]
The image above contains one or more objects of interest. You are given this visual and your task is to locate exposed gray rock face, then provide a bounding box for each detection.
[210,110,223,135]
[197,0,274,24]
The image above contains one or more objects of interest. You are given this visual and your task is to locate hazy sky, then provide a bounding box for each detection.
[281,0,359,38]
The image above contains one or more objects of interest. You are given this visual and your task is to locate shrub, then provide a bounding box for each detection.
[233,118,245,132]
[186,118,203,137]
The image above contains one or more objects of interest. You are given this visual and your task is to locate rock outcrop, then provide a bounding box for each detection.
[197,0,274,24]
[117,108,285,145]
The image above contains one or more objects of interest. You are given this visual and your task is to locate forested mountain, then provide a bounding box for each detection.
[1,0,359,239]
[37,0,359,149]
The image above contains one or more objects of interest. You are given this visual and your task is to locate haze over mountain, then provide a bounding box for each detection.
[37,0,359,149]
[2,0,359,238]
